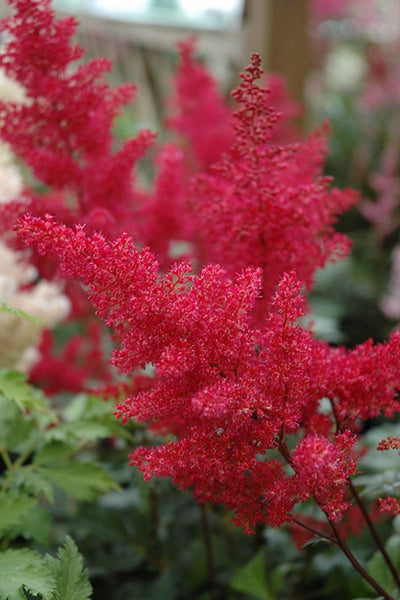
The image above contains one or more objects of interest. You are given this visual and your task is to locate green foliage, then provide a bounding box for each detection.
[0,549,54,600]
[0,369,119,598]
[0,492,37,537]
[367,534,400,594]
[0,538,92,600]
[230,550,270,599]
[45,537,92,600]
[37,462,118,502]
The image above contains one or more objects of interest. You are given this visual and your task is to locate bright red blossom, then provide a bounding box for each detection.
[18,215,400,531]
[0,0,154,239]
[168,38,234,171]
[10,3,400,545]
[188,55,358,317]
[377,435,400,452]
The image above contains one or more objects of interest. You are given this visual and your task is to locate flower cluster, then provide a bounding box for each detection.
[18,215,400,532]
[188,55,358,315]
[0,0,154,239]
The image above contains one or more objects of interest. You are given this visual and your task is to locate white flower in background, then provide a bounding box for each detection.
[381,244,400,320]
[0,143,23,204]
[0,67,29,106]
[325,45,366,92]
[0,241,70,372]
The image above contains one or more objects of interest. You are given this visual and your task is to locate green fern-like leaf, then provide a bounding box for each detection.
[37,462,119,501]
[0,548,54,600]
[45,537,92,600]
[0,492,37,537]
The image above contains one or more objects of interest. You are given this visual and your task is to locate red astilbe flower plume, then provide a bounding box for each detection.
[321,332,400,429]
[168,38,235,171]
[17,216,400,532]
[29,321,112,395]
[292,431,357,521]
[0,0,154,238]
[263,72,302,144]
[13,213,356,530]
[379,497,400,516]
[189,54,358,318]
[168,40,302,172]
[377,436,400,452]
[134,143,192,269]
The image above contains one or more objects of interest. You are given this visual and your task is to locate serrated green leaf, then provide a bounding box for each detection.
[0,301,41,323]
[62,395,90,421]
[0,548,54,600]
[45,537,92,600]
[230,550,271,599]
[33,441,74,467]
[10,468,54,503]
[60,395,130,441]
[0,371,33,406]
[1,417,36,454]
[63,394,111,421]
[7,505,51,545]
[59,421,112,442]
[37,462,119,501]
[0,492,37,537]
[0,370,57,424]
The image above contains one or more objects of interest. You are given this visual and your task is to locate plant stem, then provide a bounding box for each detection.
[348,479,400,590]
[277,439,395,600]
[148,485,161,571]
[0,471,13,494]
[14,439,38,469]
[291,517,337,545]
[328,518,395,600]
[328,398,400,591]
[0,447,12,470]
[199,503,217,600]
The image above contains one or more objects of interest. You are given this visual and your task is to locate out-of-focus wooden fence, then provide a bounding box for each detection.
[0,0,309,127]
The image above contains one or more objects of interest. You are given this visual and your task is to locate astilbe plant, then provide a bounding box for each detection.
[0,0,155,240]
[0,0,156,391]
[17,213,400,598]
[188,55,358,319]
[4,1,400,597]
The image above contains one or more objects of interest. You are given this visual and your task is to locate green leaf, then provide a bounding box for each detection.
[10,468,54,503]
[37,462,119,501]
[60,395,130,441]
[0,492,37,537]
[367,534,400,592]
[58,421,112,442]
[1,415,36,454]
[0,301,41,323]
[230,550,271,600]
[268,564,292,597]
[0,548,54,600]
[33,441,74,467]
[6,505,51,545]
[45,537,92,600]
[0,370,57,424]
